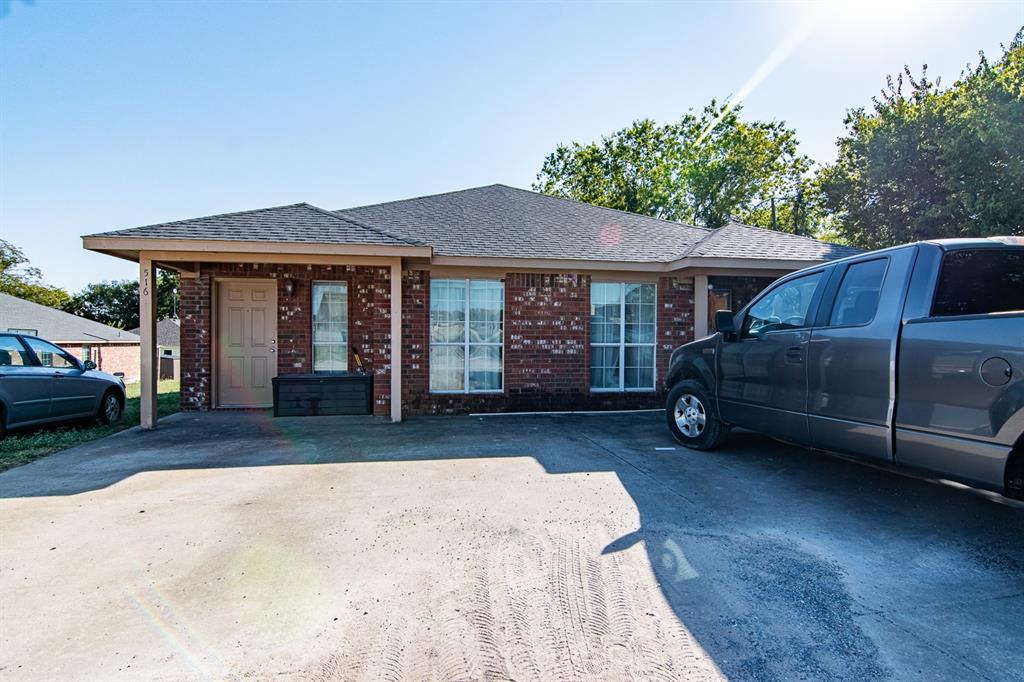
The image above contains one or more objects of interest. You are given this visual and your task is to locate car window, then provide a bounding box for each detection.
[829,258,888,327]
[23,337,79,369]
[931,249,1024,316]
[742,272,823,339]
[0,336,32,367]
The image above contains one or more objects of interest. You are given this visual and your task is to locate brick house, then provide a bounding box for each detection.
[82,184,858,426]
[0,292,141,382]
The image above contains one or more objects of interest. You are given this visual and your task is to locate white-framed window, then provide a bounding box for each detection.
[430,278,504,393]
[590,282,656,391]
[312,282,348,372]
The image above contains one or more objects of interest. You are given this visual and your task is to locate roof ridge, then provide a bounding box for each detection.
[339,184,507,212]
[91,202,310,237]
[299,203,426,247]
[341,182,712,237]
[683,225,724,256]
[490,184,712,236]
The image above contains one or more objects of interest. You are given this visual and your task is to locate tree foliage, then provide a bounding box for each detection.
[533,101,816,231]
[62,272,179,330]
[818,29,1024,249]
[0,239,71,309]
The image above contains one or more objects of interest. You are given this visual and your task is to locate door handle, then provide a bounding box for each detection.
[785,346,805,363]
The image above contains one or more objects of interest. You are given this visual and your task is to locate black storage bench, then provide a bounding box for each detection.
[272,373,373,417]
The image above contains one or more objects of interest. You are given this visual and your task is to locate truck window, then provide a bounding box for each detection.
[742,272,823,339]
[829,258,887,326]
[931,249,1024,317]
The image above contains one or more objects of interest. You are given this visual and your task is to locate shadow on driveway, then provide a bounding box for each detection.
[1,411,1021,681]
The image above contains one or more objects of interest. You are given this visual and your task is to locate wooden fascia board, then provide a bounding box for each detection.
[82,236,432,260]
[664,256,827,272]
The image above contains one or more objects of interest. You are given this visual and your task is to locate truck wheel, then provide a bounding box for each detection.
[666,380,728,450]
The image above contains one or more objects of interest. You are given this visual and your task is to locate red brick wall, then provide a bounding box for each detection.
[179,263,696,415]
[92,344,140,383]
[400,271,695,415]
[178,263,392,415]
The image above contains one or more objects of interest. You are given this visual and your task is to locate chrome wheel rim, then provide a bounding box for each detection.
[674,394,706,438]
[104,395,120,421]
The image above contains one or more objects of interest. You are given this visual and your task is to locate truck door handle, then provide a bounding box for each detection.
[785,346,805,363]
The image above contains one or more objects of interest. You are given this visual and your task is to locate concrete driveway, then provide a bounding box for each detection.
[1,411,1021,681]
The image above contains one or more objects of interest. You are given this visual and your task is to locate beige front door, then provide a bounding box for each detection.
[216,280,277,407]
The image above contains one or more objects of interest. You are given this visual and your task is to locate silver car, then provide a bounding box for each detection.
[0,333,126,437]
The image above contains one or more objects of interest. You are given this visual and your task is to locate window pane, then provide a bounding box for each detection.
[625,284,655,344]
[312,283,348,372]
[469,280,503,343]
[469,344,502,391]
[829,259,887,326]
[591,283,622,343]
[24,337,76,368]
[625,346,654,389]
[430,279,466,343]
[0,337,31,366]
[430,345,465,391]
[931,249,1024,317]
[743,273,823,339]
[313,345,347,372]
[590,346,621,389]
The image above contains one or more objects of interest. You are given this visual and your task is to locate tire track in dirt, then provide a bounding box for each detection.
[297,517,723,681]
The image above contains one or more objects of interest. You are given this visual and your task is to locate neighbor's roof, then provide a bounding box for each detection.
[0,293,141,345]
[84,184,859,264]
[88,202,421,247]
[128,318,180,348]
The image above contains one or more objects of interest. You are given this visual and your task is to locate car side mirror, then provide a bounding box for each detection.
[83,360,97,371]
[715,310,737,337]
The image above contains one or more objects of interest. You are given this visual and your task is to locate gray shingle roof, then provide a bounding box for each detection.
[337,184,711,262]
[84,184,859,264]
[686,223,862,261]
[0,293,140,344]
[89,203,421,246]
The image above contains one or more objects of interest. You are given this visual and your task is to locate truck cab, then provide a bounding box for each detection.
[664,237,1024,499]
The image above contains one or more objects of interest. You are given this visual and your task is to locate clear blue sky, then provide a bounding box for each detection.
[2,0,1021,291]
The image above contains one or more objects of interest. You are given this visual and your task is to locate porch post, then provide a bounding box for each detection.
[694,274,709,340]
[390,259,402,423]
[139,254,158,429]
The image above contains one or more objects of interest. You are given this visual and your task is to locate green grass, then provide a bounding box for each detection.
[0,380,180,472]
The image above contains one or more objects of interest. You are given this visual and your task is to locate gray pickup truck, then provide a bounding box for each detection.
[664,237,1024,499]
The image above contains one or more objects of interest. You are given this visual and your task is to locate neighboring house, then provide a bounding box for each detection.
[129,318,180,380]
[0,292,141,382]
[82,184,859,423]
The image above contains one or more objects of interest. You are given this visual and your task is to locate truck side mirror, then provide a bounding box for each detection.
[715,310,737,337]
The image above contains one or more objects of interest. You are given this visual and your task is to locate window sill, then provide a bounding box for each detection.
[429,390,505,395]
[590,388,657,394]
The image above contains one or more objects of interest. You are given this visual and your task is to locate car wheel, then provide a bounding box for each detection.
[666,380,728,450]
[98,390,123,425]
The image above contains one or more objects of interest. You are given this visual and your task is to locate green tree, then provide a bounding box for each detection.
[0,239,70,308]
[63,271,179,330]
[534,100,816,231]
[818,29,1024,249]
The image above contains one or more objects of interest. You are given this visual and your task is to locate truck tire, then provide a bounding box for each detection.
[666,380,729,450]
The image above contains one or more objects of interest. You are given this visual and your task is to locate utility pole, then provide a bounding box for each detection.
[770,196,777,231]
